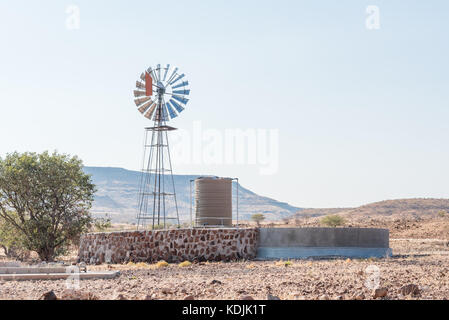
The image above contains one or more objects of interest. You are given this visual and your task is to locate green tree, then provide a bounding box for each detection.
[0,212,28,259]
[0,151,95,261]
[320,214,345,227]
[251,213,265,227]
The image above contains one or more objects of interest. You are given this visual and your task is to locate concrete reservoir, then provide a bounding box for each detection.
[256,227,392,259]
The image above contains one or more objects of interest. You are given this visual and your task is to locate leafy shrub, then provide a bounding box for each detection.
[93,216,112,232]
[251,214,265,226]
[320,214,345,227]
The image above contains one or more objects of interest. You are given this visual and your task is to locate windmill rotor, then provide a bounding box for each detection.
[134,64,190,122]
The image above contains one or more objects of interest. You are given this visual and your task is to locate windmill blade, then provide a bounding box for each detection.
[172,94,189,105]
[133,90,147,97]
[140,72,145,81]
[169,99,185,113]
[147,66,158,83]
[163,64,170,81]
[169,73,185,85]
[134,96,152,107]
[172,81,188,89]
[145,72,153,96]
[146,67,153,76]
[144,102,157,120]
[136,81,145,90]
[166,67,178,85]
[172,89,190,95]
[138,100,153,114]
[166,101,178,119]
[157,64,161,82]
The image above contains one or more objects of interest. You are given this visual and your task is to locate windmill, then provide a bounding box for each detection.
[133,64,190,229]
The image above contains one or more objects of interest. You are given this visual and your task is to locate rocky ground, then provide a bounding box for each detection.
[1,217,448,300]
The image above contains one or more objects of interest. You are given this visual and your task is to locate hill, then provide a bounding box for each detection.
[295,198,449,220]
[347,198,449,217]
[83,166,302,223]
[290,199,449,239]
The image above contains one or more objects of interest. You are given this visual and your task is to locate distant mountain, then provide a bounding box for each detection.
[83,166,302,223]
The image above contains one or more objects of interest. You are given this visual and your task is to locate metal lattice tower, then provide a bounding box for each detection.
[133,64,190,229]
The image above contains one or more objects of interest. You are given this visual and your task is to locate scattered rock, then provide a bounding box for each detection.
[59,289,99,300]
[400,284,420,296]
[372,288,388,299]
[240,295,254,300]
[161,287,172,294]
[184,295,195,300]
[319,294,329,300]
[114,293,127,300]
[210,279,222,285]
[352,292,365,300]
[39,290,57,300]
[180,288,187,294]
[267,293,281,300]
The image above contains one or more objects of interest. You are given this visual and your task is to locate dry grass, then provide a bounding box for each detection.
[275,260,293,267]
[155,260,169,268]
[178,261,192,267]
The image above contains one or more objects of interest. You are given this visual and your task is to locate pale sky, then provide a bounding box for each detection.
[1,1,448,208]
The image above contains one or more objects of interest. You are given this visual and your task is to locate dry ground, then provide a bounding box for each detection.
[1,216,448,300]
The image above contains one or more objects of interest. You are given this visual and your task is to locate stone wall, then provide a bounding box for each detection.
[78,228,259,264]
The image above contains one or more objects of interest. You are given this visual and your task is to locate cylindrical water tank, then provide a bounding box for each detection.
[195,177,232,227]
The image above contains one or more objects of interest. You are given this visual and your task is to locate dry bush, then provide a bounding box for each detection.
[178,261,192,267]
[135,262,151,268]
[275,260,292,267]
[155,260,169,268]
